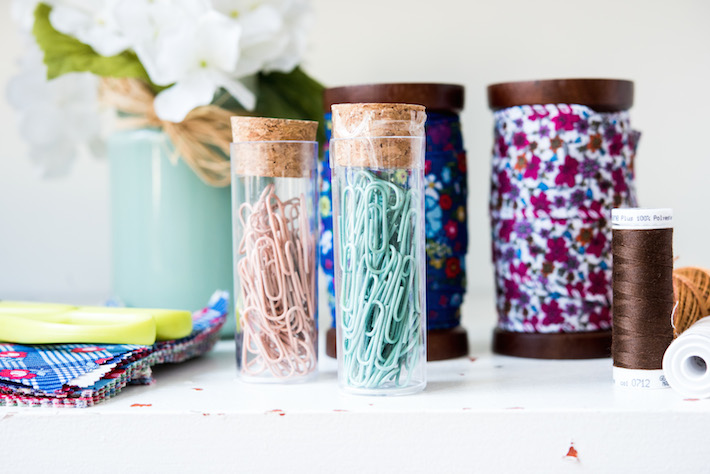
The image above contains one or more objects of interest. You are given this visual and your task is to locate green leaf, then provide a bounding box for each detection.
[32,3,151,83]
[255,67,326,145]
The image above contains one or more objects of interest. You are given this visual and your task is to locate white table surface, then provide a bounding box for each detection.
[2,293,709,473]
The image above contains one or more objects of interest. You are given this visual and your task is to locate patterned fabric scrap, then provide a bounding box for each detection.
[320,112,469,331]
[0,291,228,408]
[490,104,639,333]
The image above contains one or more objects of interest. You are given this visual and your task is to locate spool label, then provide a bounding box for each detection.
[613,367,669,390]
[611,208,673,230]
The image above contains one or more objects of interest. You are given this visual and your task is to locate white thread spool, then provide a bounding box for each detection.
[663,316,710,398]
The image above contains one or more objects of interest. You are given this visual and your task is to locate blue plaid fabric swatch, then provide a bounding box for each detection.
[0,291,228,399]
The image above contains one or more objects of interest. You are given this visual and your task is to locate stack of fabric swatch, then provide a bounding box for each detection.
[0,292,228,408]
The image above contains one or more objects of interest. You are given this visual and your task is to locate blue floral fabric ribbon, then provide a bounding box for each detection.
[319,113,336,329]
[319,111,468,331]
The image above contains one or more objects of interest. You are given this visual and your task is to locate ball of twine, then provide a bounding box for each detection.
[672,267,710,337]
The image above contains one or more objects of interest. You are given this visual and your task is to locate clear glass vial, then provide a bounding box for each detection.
[331,103,427,395]
[231,130,318,383]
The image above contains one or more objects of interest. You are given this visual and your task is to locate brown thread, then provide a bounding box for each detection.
[672,267,710,336]
[612,228,674,370]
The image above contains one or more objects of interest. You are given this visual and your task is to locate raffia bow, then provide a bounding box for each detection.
[99,78,233,187]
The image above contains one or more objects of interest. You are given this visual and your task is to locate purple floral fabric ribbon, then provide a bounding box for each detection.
[490,104,639,333]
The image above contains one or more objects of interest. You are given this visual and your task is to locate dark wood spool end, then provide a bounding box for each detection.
[326,326,470,361]
[428,326,469,361]
[325,327,337,359]
[487,78,634,112]
[324,83,465,113]
[493,328,612,359]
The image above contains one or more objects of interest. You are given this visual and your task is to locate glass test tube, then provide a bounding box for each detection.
[331,103,427,395]
[231,139,318,383]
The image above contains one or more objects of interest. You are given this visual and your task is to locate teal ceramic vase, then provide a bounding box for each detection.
[108,128,235,336]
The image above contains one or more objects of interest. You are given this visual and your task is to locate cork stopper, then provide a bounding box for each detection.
[331,103,426,169]
[230,116,318,178]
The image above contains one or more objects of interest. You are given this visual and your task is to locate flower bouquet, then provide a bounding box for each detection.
[9,0,324,331]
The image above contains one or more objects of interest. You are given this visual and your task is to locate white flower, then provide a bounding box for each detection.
[7,44,103,177]
[150,10,255,122]
[16,0,313,127]
[261,0,313,73]
[49,0,131,56]
[114,0,211,86]
[11,0,43,32]
[424,173,442,200]
[114,0,257,122]
[211,0,284,77]
[211,0,313,75]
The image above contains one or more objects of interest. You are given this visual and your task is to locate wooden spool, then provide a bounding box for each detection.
[324,83,469,361]
[488,78,634,360]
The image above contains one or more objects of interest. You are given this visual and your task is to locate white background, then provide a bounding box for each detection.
[1,0,709,303]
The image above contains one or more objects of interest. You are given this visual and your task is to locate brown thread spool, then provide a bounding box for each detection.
[672,267,710,336]
[611,208,674,389]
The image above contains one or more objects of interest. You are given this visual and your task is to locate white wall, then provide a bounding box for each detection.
[1,0,709,303]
